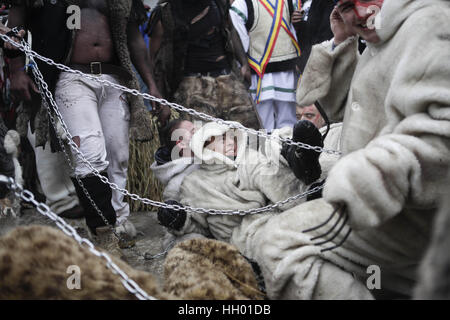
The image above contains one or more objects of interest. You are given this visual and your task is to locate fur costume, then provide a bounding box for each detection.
[414,170,450,299]
[177,121,308,244]
[149,0,261,129]
[0,225,167,299]
[163,121,343,300]
[160,121,341,248]
[252,0,450,300]
[163,238,264,299]
[0,121,15,198]
[0,126,23,219]
[150,0,237,100]
[107,0,153,142]
[0,225,261,300]
[151,157,199,202]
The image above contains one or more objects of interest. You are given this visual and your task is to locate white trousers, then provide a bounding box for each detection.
[55,72,130,224]
[256,100,297,132]
[27,125,79,215]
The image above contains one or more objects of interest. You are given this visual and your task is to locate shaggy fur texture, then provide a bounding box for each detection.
[0,225,261,300]
[3,130,23,187]
[0,129,23,219]
[0,225,167,299]
[108,0,154,142]
[163,238,264,300]
[414,178,450,299]
[256,0,450,299]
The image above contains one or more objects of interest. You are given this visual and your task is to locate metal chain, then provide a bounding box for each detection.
[0,175,157,300]
[0,32,341,156]
[144,239,176,260]
[2,32,326,216]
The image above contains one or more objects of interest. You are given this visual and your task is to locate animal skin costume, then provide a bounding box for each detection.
[148,0,261,129]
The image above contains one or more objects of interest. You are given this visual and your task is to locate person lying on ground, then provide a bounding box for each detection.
[155,119,341,255]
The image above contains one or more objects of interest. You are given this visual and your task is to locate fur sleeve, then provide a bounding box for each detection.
[249,157,308,212]
[323,22,450,230]
[175,173,213,238]
[296,37,359,123]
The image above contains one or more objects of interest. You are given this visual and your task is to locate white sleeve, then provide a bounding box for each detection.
[229,0,250,52]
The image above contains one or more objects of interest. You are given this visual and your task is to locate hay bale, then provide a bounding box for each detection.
[126,112,179,212]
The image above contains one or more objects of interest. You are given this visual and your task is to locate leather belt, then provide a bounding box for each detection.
[69,62,132,81]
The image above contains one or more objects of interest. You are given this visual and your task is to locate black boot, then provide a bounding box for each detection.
[281,120,324,185]
[70,172,117,234]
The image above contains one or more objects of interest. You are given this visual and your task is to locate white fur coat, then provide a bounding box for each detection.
[263,0,450,298]
[178,122,308,243]
[150,158,199,202]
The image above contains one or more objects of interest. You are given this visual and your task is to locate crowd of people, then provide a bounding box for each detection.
[0,0,449,300]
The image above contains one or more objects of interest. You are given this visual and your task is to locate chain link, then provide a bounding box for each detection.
[0,32,341,156]
[0,175,157,300]
[1,32,326,216]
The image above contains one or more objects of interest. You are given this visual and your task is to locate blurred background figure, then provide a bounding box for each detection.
[291,0,334,74]
[230,0,300,132]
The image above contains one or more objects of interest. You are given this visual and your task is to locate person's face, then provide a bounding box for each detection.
[173,121,196,156]
[205,132,238,158]
[336,0,384,43]
[298,104,325,128]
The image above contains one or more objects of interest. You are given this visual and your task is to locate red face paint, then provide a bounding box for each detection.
[337,0,383,19]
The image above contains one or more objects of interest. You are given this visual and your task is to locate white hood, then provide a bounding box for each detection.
[190,121,248,168]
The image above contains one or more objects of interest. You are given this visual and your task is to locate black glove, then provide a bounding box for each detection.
[281,120,323,185]
[306,179,326,201]
[157,200,187,231]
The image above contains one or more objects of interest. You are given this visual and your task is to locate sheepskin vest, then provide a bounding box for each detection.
[247,0,299,73]
[15,0,148,148]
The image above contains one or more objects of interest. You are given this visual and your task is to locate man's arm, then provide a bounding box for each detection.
[7,5,38,102]
[127,20,170,125]
[296,7,359,122]
[148,20,163,62]
[229,21,251,85]
[324,16,450,230]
